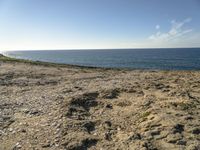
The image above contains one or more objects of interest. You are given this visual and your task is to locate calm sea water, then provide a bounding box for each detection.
[3,48,200,70]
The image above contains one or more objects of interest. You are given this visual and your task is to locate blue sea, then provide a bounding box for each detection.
[3,48,200,70]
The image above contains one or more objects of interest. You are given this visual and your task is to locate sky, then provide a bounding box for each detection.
[0,0,200,51]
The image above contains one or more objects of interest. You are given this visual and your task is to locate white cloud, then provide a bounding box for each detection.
[156,25,160,30]
[149,18,193,42]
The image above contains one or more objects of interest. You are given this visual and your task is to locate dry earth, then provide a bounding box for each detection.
[0,61,200,150]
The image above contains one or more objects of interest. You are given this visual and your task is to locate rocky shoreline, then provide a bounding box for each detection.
[0,55,200,150]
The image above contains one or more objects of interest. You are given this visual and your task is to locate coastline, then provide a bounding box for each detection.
[0,54,200,149]
[3,48,200,71]
[2,53,200,72]
[0,54,137,71]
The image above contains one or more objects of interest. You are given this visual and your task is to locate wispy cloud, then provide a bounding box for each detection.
[149,18,193,42]
[155,25,160,30]
[115,17,199,48]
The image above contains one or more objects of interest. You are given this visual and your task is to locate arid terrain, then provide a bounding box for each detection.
[0,56,200,150]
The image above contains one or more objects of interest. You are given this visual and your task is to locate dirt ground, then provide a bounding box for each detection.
[0,61,200,150]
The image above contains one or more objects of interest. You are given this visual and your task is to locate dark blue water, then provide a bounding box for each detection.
[3,48,200,70]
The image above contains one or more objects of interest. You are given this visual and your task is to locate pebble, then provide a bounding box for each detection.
[104,121,112,128]
[191,127,200,135]
[128,133,141,140]
[29,110,39,115]
[19,122,23,125]
[0,130,5,135]
[105,132,112,140]
[184,116,193,120]
[144,130,160,137]
[166,133,182,143]
[105,104,113,109]
[172,124,184,134]
[20,129,26,133]
[177,140,186,145]
[93,132,97,136]
[8,128,13,132]
[22,108,30,114]
[42,143,51,148]
[13,142,22,149]
[51,122,57,127]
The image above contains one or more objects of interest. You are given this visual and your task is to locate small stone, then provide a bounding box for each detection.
[144,130,160,137]
[177,140,186,145]
[29,110,40,115]
[143,100,153,107]
[42,141,51,148]
[0,130,5,136]
[105,104,113,109]
[83,121,95,133]
[21,129,26,133]
[12,130,16,134]
[117,127,121,131]
[42,144,50,148]
[172,124,184,134]
[22,109,30,114]
[191,128,200,135]
[128,133,141,140]
[105,132,112,140]
[13,142,22,149]
[51,122,57,127]
[8,128,13,132]
[150,130,160,136]
[166,133,182,143]
[56,124,61,128]
[184,116,193,120]
[105,121,112,127]
[93,132,97,136]
[101,89,119,99]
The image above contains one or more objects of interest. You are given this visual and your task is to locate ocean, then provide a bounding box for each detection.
[3,48,200,70]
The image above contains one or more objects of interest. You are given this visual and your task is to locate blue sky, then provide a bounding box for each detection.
[0,0,200,50]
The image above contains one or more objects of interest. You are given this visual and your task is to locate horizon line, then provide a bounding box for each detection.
[1,47,200,52]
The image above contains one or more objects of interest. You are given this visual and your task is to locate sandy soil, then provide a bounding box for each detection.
[0,61,200,150]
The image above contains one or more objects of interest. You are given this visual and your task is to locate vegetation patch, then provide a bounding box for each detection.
[139,111,151,122]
